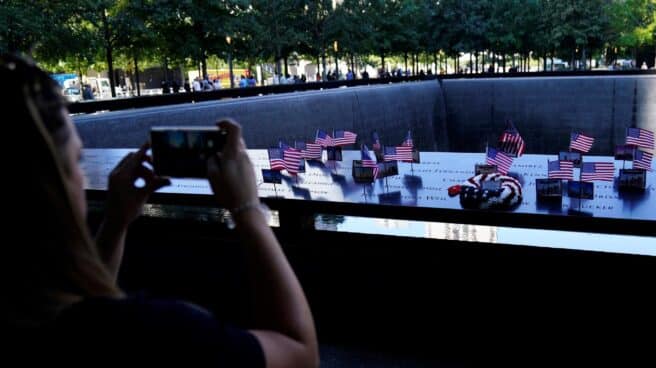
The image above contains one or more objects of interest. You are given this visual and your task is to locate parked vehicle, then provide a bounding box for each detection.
[86,77,112,99]
[63,86,82,103]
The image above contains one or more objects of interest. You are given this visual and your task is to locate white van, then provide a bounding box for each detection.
[86,77,112,99]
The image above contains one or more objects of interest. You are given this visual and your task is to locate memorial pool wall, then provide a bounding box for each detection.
[74,76,656,156]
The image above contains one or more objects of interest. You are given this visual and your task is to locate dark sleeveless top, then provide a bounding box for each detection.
[7,294,265,367]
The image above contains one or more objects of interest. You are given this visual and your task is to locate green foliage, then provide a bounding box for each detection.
[1,0,653,73]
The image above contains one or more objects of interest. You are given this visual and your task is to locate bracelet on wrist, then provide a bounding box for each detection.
[230,201,262,216]
[222,201,270,229]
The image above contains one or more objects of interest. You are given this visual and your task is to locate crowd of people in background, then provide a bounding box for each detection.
[154,67,434,94]
[122,57,656,97]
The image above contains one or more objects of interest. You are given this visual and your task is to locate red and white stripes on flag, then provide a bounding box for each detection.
[383,146,413,162]
[332,130,357,146]
[581,162,615,182]
[548,160,574,180]
[485,147,514,174]
[315,130,333,147]
[498,123,526,157]
[569,132,594,153]
[283,147,303,175]
[296,142,322,159]
[626,127,655,149]
[633,150,653,171]
[267,148,286,171]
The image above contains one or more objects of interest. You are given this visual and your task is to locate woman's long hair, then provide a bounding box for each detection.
[1,54,121,328]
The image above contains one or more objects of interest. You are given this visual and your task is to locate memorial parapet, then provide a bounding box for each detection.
[83,149,656,237]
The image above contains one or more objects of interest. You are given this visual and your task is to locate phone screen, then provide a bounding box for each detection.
[151,127,226,178]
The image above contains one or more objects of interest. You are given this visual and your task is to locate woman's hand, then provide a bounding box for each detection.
[207,119,258,211]
[105,143,170,228]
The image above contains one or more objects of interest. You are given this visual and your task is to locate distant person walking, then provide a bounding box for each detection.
[82,84,94,100]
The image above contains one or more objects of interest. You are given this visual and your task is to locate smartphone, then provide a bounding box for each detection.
[151,126,227,178]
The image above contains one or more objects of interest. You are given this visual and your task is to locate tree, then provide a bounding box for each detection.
[246,0,306,75]
[609,0,656,65]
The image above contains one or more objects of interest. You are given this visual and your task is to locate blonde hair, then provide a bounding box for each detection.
[2,54,121,328]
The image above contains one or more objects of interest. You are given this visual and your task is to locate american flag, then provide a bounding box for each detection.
[372,131,381,151]
[633,149,653,171]
[332,130,357,146]
[401,130,413,147]
[498,121,526,157]
[548,160,574,180]
[569,132,594,153]
[383,146,413,162]
[626,127,655,149]
[361,144,379,179]
[581,162,615,182]
[485,147,513,174]
[296,141,322,160]
[315,129,333,147]
[267,148,285,171]
[279,141,303,175]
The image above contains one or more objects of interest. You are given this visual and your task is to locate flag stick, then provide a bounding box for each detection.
[578,180,583,212]
[274,183,278,197]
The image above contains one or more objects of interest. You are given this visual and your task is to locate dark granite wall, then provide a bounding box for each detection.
[441,76,656,155]
[74,81,446,152]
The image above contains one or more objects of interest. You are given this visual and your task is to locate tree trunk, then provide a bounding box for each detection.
[526,55,530,72]
[433,52,437,73]
[316,55,321,81]
[134,56,141,96]
[475,52,479,73]
[571,50,575,71]
[491,51,495,72]
[502,54,506,73]
[76,59,83,89]
[101,10,116,98]
[412,53,416,75]
[322,53,327,81]
[201,51,208,79]
[404,52,408,74]
[381,54,385,72]
[284,57,289,76]
[469,53,473,74]
[582,48,587,70]
[275,45,282,75]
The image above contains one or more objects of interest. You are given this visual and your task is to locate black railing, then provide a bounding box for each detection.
[68,69,656,115]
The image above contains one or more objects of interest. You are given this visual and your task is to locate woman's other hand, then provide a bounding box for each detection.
[207,119,258,210]
[106,143,170,228]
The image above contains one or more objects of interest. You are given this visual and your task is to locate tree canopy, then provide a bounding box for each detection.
[2,0,654,78]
